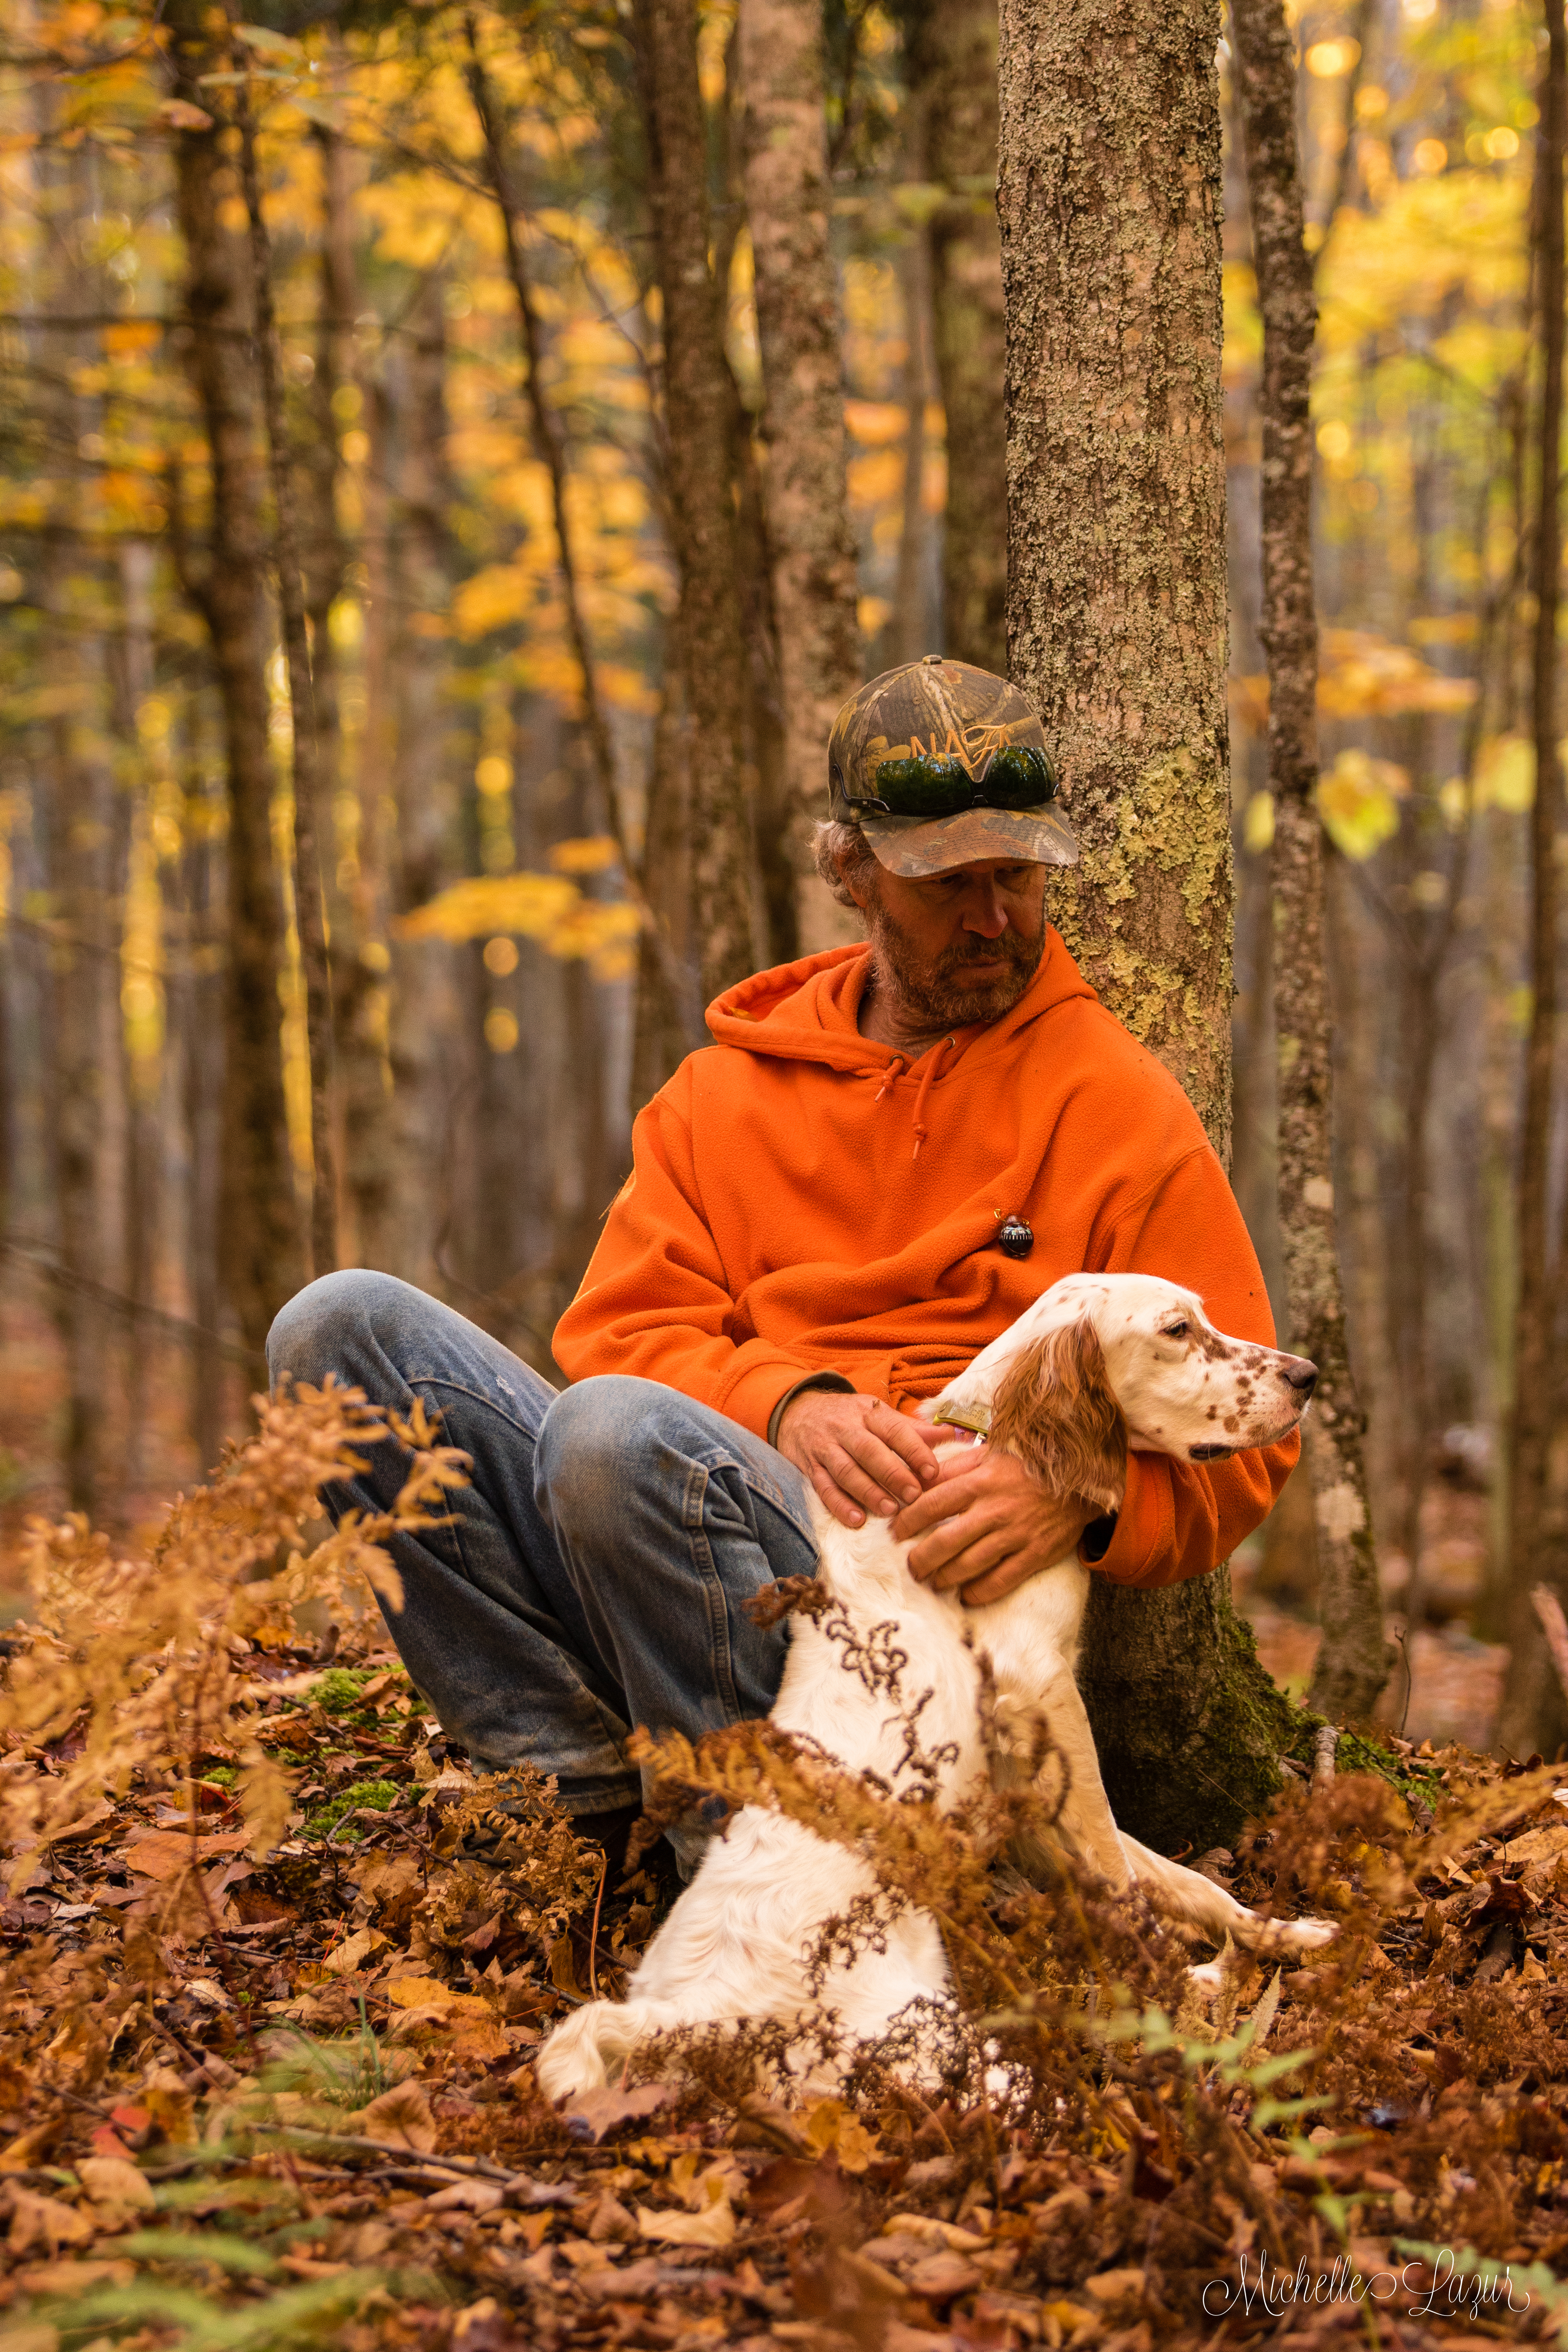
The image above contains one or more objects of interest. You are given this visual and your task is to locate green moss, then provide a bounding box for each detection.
[303,1780,401,1841]
[200,1765,239,1790]
[312,1669,374,1717]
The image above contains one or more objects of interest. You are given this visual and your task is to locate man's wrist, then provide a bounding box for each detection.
[767,1372,856,1451]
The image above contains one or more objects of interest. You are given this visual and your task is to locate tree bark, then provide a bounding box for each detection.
[1230,0,1387,1724]
[903,0,1008,674]
[167,2,300,1354]
[1000,0,1297,1852]
[736,0,862,956]
[464,29,702,1044]
[233,76,338,1281]
[633,0,759,1008]
[1497,0,1568,1759]
[370,279,462,1288]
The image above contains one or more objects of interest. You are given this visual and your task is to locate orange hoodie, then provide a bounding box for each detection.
[553,932,1295,1591]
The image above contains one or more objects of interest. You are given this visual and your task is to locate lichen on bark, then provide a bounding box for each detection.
[1000,0,1299,1852]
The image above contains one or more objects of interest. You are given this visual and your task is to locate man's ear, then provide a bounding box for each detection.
[988,1317,1128,1511]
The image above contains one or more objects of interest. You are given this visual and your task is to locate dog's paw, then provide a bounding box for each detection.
[1183,1960,1226,1996]
[1277,1914,1338,1951]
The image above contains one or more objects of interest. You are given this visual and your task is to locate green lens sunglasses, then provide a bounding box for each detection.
[850,741,1060,820]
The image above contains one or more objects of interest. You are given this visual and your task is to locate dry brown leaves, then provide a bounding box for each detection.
[0,1403,1564,2349]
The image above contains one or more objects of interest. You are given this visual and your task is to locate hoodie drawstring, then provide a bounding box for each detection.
[870,1038,956,1157]
[909,1037,954,1161]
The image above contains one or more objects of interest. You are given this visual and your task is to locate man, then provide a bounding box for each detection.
[269,657,1294,1873]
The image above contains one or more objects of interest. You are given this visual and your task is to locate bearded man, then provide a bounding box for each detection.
[269,657,1295,1880]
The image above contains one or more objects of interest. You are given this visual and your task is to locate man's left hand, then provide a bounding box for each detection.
[892,1442,1103,1606]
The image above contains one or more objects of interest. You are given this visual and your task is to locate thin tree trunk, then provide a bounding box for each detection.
[1001,0,1296,1854]
[41,616,109,1516]
[904,0,1008,674]
[374,281,461,1288]
[464,27,703,1044]
[736,0,862,955]
[888,224,935,668]
[181,748,226,1475]
[1231,0,1387,1724]
[167,3,300,1354]
[1497,0,1568,1758]
[633,0,758,1009]
[233,75,338,1281]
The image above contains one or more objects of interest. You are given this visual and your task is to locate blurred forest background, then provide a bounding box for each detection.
[0,0,1547,1738]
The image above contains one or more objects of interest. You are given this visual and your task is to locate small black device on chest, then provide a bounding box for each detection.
[995,1215,1033,1259]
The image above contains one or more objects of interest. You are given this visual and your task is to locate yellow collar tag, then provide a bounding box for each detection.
[931,1399,991,1436]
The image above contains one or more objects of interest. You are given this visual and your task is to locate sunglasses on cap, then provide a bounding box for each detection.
[847,742,1061,821]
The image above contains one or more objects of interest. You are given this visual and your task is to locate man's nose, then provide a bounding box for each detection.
[964,891,1009,938]
[1279,1355,1318,1396]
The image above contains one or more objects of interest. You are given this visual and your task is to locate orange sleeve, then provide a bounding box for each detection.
[1083,1144,1298,1591]
[551,1075,829,1442]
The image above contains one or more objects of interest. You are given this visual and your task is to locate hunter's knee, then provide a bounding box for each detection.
[266,1269,422,1393]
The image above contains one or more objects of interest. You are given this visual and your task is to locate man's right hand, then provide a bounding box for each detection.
[775,1390,942,1529]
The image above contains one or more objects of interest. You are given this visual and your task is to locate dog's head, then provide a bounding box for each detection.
[928,1273,1317,1495]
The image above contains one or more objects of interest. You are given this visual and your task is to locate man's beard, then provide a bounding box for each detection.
[862,888,1047,1032]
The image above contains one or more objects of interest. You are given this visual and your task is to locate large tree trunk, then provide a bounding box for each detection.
[1230,0,1387,1724]
[1000,0,1295,1852]
[633,0,758,1008]
[734,0,860,956]
[1497,0,1568,1759]
[903,0,1008,675]
[168,3,300,1354]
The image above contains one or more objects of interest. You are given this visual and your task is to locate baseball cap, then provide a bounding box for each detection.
[826,655,1079,878]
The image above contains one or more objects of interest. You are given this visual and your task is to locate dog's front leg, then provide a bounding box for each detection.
[1001,1658,1134,1892]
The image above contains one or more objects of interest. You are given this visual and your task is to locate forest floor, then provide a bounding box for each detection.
[0,1309,1558,2352]
[3,1627,1568,2352]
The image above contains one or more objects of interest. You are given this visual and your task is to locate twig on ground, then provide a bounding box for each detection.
[1312,1726,1340,1794]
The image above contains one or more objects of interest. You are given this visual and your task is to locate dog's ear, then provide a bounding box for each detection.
[989,1316,1128,1512]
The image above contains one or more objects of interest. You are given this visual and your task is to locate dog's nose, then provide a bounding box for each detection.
[1280,1355,1318,1396]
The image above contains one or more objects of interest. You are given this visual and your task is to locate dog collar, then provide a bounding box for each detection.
[930,1399,991,1435]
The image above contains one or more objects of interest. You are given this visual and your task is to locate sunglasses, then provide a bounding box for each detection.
[849,742,1061,821]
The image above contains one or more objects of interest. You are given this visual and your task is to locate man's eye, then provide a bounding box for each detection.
[1163,1322,1190,1340]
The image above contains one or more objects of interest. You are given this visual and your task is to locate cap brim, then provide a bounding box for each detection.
[862,804,1080,879]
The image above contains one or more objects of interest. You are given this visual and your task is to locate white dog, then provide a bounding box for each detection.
[537,1274,1331,2099]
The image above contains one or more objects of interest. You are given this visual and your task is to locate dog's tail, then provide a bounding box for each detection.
[535,1997,680,2101]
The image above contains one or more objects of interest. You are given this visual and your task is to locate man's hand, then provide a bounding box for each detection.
[776,1390,941,1529]
[891,1442,1108,1606]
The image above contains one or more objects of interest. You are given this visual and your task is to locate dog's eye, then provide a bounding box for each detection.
[1162,1322,1190,1340]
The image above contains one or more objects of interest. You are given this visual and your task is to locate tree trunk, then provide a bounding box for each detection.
[167,3,300,1354]
[1230,0,1387,1724]
[41,617,110,1516]
[735,0,861,958]
[1497,0,1568,1759]
[371,280,462,1288]
[633,0,758,1008]
[234,77,338,1282]
[903,0,1008,674]
[1000,0,1296,1852]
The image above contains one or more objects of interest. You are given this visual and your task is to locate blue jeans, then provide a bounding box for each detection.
[266,1273,819,1841]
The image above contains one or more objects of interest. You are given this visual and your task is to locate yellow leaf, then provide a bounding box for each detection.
[636,2197,736,2248]
[548,835,620,875]
[1475,733,1534,813]
[1317,749,1408,860]
[801,2096,879,2174]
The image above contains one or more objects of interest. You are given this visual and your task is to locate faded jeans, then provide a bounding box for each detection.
[266,1272,819,1851]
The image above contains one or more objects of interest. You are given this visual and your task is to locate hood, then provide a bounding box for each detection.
[705,932,1100,1117]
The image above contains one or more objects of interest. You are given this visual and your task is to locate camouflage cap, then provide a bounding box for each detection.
[827,655,1079,878]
